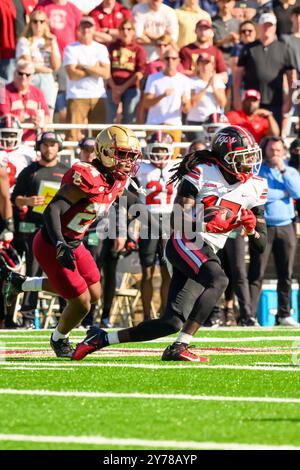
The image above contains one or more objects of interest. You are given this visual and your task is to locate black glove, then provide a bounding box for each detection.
[56,241,76,271]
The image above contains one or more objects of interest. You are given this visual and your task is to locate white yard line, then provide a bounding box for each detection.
[1,388,300,404]
[1,367,75,371]
[0,361,298,371]
[0,361,300,371]
[0,433,299,450]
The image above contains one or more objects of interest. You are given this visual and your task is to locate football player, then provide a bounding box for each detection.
[72,125,268,362]
[135,131,178,320]
[0,114,36,189]
[0,126,141,355]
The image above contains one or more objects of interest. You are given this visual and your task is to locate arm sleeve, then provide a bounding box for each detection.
[11,168,31,204]
[177,179,198,199]
[248,205,267,254]
[43,196,72,246]
[282,168,300,199]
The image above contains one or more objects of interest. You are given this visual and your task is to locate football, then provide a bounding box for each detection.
[203,205,235,222]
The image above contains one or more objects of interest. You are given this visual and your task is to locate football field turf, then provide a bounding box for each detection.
[1,327,300,450]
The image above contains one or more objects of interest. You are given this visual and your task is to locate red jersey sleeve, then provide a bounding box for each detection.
[215,49,227,74]
[62,162,103,196]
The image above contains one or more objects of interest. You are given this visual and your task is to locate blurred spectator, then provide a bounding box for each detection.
[69,0,99,13]
[0,114,36,189]
[12,131,67,327]
[187,53,226,138]
[175,0,211,49]
[78,136,95,162]
[230,20,257,78]
[255,0,273,16]
[144,48,191,145]
[233,0,258,21]
[188,139,206,152]
[199,0,218,17]
[144,34,183,76]
[281,6,300,78]
[16,10,61,113]
[233,13,294,130]
[212,0,240,64]
[133,0,179,63]
[107,19,146,124]
[180,19,228,83]
[63,16,110,141]
[89,0,132,45]
[0,59,50,141]
[35,0,82,57]
[226,89,279,143]
[248,136,300,326]
[0,1,37,83]
[288,137,300,218]
[273,0,300,38]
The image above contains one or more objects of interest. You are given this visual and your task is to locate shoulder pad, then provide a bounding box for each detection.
[63,162,104,195]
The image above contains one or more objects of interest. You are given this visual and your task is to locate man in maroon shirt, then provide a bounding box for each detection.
[35,0,82,56]
[89,0,132,45]
[106,19,146,124]
[179,19,228,83]
[0,59,50,141]
[226,89,280,143]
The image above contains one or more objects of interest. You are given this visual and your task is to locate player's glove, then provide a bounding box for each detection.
[0,218,14,242]
[56,241,76,271]
[205,212,242,234]
[239,208,256,235]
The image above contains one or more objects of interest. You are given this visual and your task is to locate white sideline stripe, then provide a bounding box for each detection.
[0,327,297,333]
[1,367,75,371]
[0,362,300,372]
[2,336,300,345]
[1,388,300,404]
[0,433,299,450]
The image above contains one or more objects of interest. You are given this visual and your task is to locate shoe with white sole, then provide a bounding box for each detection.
[277,316,300,327]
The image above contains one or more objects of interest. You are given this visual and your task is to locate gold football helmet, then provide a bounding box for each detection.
[95,125,141,179]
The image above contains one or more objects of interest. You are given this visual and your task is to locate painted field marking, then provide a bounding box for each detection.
[1,367,75,371]
[1,388,300,404]
[1,361,300,371]
[0,433,299,450]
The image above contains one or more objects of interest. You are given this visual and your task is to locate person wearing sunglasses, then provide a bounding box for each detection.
[106,19,146,124]
[230,20,257,80]
[0,59,50,142]
[16,11,61,114]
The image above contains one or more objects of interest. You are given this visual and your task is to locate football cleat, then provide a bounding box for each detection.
[238,316,260,327]
[50,334,74,358]
[72,326,109,361]
[277,316,300,327]
[161,342,209,362]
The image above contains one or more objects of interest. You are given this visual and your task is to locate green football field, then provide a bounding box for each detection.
[1,327,300,450]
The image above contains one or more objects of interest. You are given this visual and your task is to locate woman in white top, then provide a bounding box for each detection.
[16,10,61,112]
[187,52,226,140]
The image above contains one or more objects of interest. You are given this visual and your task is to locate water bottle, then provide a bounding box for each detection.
[34,309,40,330]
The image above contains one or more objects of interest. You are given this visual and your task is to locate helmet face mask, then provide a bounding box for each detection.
[212,125,262,178]
[146,132,173,168]
[0,115,23,151]
[95,126,142,180]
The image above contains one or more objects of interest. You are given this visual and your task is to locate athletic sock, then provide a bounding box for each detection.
[107,331,120,345]
[52,327,69,342]
[22,277,43,292]
[175,332,194,346]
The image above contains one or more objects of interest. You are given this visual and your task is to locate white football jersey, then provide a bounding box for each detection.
[183,163,268,252]
[136,160,178,214]
[0,145,37,189]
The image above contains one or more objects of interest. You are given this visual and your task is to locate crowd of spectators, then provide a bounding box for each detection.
[0,0,299,134]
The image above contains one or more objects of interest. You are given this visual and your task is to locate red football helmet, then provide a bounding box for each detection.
[211,125,262,178]
[0,114,23,151]
[146,131,174,168]
[0,242,22,272]
[203,113,229,146]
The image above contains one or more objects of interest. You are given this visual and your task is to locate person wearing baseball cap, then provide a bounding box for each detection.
[226,88,279,143]
[78,137,96,163]
[233,7,294,130]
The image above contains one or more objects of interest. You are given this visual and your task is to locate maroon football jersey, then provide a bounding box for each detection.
[59,162,126,240]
